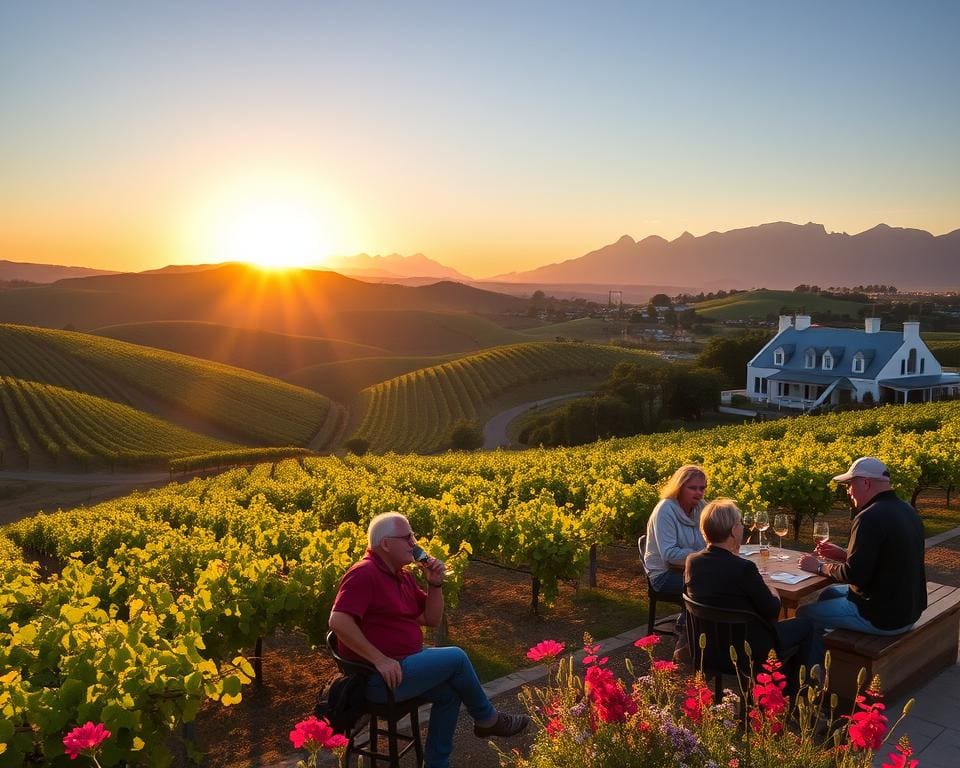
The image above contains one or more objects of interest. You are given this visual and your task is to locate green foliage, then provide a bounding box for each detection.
[343,437,370,456]
[697,329,772,388]
[447,419,484,451]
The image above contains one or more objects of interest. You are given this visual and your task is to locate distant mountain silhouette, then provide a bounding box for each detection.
[488,222,960,290]
[0,259,118,283]
[0,264,525,334]
[327,252,474,281]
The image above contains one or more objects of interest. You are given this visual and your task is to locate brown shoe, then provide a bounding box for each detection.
[474,712,531,738]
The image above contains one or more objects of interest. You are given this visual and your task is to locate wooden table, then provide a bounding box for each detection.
[740,545,832,616]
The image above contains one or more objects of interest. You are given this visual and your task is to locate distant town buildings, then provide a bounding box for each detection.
[746,316,960,410]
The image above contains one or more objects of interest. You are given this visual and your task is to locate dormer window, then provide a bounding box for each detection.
[822,352,834,371]
[804,349,816,369]
[774,348,785,366]
[852,354,865,374]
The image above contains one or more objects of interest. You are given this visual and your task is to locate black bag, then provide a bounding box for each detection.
[314,672,369,735]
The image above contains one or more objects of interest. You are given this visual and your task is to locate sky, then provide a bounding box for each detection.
[1,1,958,279]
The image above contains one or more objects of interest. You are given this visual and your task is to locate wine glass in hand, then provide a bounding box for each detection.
[812,520,830,555]
[773,514,790,560]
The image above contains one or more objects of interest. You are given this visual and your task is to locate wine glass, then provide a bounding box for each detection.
[813,520,830,554]
[755,510,769,549]
[742,509,755,545]
[773,513,790,560]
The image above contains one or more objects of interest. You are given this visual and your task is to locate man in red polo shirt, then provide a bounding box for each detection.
[329,512,529,768]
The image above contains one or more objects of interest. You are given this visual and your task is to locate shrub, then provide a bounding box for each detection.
[448,419,483,451]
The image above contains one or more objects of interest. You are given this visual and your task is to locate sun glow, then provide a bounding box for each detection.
[195,181,337,271]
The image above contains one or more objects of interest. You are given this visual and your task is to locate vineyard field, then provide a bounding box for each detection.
[0,376,235,468]
[351,342,665,453]
[3,399,960,762]
[0,324,335,447]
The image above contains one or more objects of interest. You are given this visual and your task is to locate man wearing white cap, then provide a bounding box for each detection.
[797,457,927,663]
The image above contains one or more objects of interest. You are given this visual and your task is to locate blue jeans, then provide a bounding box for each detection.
[651,569,684,594]
[797,585,914,667]
[366,646,495,768]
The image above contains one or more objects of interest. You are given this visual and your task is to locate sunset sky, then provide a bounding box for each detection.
[1,1,958,278]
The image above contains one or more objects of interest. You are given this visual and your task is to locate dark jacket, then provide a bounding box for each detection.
[684,545,782,668]
[825,489,927,630]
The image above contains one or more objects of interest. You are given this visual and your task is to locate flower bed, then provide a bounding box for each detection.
[499,634,919,768]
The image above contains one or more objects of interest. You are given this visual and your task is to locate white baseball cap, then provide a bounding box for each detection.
[832,457,890,484]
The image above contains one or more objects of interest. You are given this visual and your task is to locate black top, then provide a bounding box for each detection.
[684,545,782,665]
[825,489,927,630]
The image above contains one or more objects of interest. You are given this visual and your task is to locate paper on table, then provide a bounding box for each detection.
[739,546,759,557]
[769,572,815,584]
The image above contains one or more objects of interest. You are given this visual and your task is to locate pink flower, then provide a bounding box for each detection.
[682,683,713,724]
[581,640,608,666]
[526,639,565,663]
[585,665,636,724]
[652,660,679,673]
[633,634,660,649]
[846,693,888,751]
[63,722,111,760]
[881,741,919,768]
[289,716,348,752]
[750,656,788,733]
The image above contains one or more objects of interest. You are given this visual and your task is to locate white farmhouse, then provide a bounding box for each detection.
[746,315,960,410]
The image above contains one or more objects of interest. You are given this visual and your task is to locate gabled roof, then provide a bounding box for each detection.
[751,327,904,379]
[878,373,960,389]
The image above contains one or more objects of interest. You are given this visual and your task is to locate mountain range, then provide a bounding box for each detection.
[488,222,960,290]
[325,252,474,281]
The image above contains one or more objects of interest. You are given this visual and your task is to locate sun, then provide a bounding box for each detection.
[200,186,334,271]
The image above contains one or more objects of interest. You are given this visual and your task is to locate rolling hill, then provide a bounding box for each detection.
[94,321,387,377]
[0,324,335,447]
[0,264,526,334]
[0,375,235,469]
[351,342,664,453]
[285,354,458,403]
[691,289,869,320]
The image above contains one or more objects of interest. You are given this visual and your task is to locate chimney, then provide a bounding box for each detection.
[864,317,881,334]
[778,315,793,333]
[903,321,920,340]
[794,315,811,331]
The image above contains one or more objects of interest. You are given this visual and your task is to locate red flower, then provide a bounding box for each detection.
[527,639,565,663]
[585,665,636,724]
[289,716,349,751]
[63,722,111,760]
[845,692,888,751]
[546,717,565,737]
[881,741,918,768]
[652,660,679,673]
[682,683,713,724]
[633,634,660,649]
[750,656,788,733]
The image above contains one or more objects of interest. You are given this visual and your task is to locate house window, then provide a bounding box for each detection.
[754,377,761,393]
[805,350,815,369]
[761,378,767,394]
[907,349,917,374]
[823,353,833,371]
[901,360,906,375]
[921,358,925,374]
[774,349,784,366]
[853,355,865,374]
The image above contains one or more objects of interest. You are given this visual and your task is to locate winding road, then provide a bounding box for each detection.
[482,392,588,450]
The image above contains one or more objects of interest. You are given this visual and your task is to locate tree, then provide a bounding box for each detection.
[697,330,771,389]
[650,293,672,307]
[343,438,369,456]
[448,419,484,450]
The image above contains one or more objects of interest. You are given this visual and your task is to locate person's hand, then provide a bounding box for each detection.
[419,556,446,586]
[799,554,822,574]
[375,656,403,689]
[815,541,846,561]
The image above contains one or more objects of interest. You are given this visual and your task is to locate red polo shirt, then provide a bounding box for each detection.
[331,550,427,661]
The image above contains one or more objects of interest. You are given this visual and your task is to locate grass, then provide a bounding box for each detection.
[693,289,869,320]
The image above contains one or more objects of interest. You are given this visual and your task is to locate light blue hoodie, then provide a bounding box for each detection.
[643,497,706,584]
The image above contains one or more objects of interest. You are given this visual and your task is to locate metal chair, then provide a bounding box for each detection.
[682,595,800,701]
[638,534,684,636]
[325,631,425,768]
